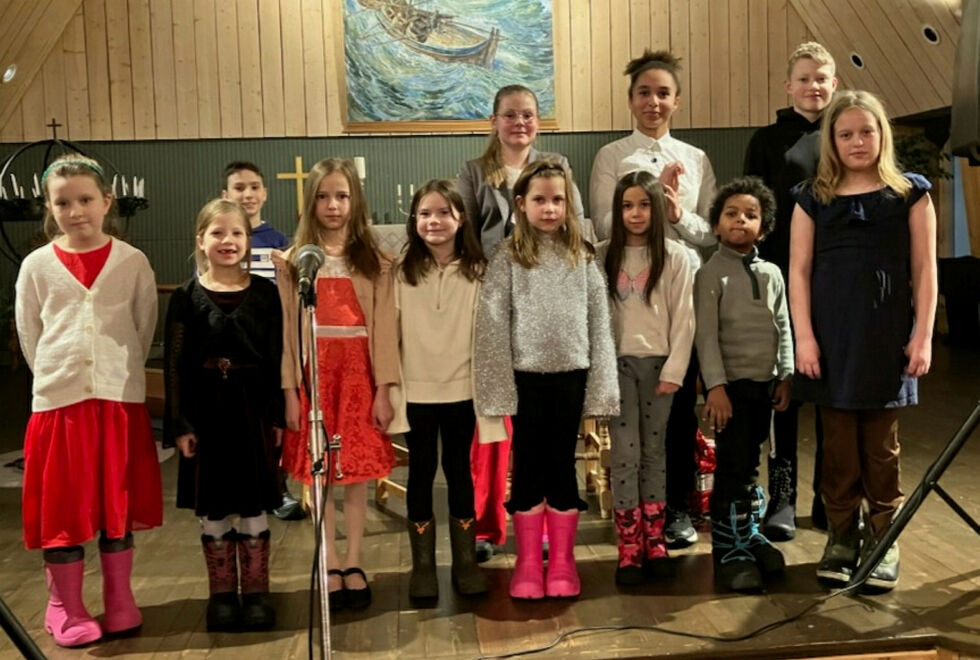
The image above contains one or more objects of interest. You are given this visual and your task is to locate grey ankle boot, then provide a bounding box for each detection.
[408,519,438,600]
[449,516,489,595]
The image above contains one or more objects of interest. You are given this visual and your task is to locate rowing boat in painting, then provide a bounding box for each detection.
[358,0,501,68]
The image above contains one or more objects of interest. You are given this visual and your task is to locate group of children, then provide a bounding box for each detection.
[14,38,936,648]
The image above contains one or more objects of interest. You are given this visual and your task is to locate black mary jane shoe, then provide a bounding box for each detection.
[327,569,347,612]
[342,567,372,610]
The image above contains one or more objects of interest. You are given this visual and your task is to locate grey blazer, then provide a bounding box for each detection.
[456,148,589,255]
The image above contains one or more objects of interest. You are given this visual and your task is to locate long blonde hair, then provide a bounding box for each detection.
[291,157,380,278]
[813,90,911,204]
[41,153,118,241]
[194,198,251,274]
[510,160,588,269]
[479,85,539,188]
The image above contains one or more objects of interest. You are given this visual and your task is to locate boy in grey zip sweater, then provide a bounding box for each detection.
[694,177,794,592]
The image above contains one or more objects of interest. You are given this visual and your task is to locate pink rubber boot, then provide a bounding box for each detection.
[100,548,142,634]
[44,561,103,647]
[544,507,580,598]
[509,505,545,599]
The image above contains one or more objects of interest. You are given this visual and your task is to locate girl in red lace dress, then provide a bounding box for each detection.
[15,154,162,647]
[278,158,397,611]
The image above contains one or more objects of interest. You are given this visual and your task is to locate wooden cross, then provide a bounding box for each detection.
[47,118,62,140]
[277,156,309,218]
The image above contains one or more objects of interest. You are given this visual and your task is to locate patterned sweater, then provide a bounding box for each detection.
[474,237,619,418]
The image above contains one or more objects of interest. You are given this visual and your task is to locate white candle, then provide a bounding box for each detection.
[112,174,119,197]
[409,183,415,196]
[121,177,128,196]
[1,184,7,199]
[132,175,137,196]
[354,156,366,180]
[33,173,40,197]
[11,174,18,197]
[396,184,402,198]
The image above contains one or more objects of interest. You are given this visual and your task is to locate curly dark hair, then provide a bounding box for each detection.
[708,176,777,240]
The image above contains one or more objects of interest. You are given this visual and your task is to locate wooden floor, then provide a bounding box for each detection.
[1,341,978,659]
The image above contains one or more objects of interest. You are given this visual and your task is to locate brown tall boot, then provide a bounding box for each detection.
[237,530,275,630]
[449,516,488,596]
[202,531,240,631]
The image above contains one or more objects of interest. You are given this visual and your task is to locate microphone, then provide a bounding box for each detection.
[296,244,325,303]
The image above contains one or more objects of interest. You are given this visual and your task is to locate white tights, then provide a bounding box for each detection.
[200,513,269,538]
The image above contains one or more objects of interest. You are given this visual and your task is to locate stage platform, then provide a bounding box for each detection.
[1,342,977,659]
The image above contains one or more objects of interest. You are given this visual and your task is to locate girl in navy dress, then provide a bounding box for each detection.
[789,90,937,592]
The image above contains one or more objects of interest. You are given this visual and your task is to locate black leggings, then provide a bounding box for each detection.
[507,370,588,514]
[404,400,477,522]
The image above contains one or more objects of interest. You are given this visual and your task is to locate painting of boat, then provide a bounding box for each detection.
[357,0,501,67]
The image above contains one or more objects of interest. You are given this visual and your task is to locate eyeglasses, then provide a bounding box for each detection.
[497,111,537,123]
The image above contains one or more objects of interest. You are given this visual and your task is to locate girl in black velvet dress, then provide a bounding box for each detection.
[164,198,284,631]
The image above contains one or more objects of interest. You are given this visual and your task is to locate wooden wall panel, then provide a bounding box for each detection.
[322,0,343,135]
[193,0,220,138]
[569,1,592,131]
[149,0,177,138]
[552,0,572,129]
[708,0,730,127]
[128,0,154,139]
[258,0,285,137]
[279,0,306,137]
[237,0,264,139]
[589,0,612,130]
[748,0,769,126]
[105,0,134,139]
[667,0,691,128]
[41,33,68,138]
[83,0,111,139]
[0,0,964,141]
[63,8,89,140]
[172,0,198,139]
[215,1,243,138]
[608,0,630,129]
[300,0,327,136]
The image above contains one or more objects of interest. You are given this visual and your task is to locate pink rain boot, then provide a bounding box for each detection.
[544,507,580,598]
[100,548,142,634]
[613,507,644,585]
[641,500,673,579]
[509,506,545,599]
[44,561,103,647]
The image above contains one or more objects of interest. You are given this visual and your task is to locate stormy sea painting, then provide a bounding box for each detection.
[343,0,555,123]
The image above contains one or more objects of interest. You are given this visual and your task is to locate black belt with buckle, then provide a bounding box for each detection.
[202,357,257,379]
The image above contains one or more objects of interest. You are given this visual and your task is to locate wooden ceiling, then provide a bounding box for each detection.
[0,0,965,141]
[0,0,83,133]
[790,0,962,118]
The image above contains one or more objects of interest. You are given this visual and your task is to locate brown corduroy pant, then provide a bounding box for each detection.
[819,407,903,535]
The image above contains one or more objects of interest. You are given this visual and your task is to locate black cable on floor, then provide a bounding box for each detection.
[477,582,864,659]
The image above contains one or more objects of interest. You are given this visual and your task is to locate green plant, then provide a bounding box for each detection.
[895,133,952,180]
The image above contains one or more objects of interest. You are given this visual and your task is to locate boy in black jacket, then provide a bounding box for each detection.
[742,42,837,541]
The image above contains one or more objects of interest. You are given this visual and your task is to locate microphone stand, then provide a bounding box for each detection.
[300,283,342,659]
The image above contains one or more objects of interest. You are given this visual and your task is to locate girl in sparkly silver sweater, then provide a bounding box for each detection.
[475,160,619,600]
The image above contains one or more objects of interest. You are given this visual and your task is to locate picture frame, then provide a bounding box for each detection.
[340,0,557,133]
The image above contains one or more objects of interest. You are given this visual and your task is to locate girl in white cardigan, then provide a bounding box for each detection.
[15,154,161,647]
[395,179,504,601]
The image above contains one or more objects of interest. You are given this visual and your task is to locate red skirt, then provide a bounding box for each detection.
[281,334,394,486]
[22,399,163,549]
